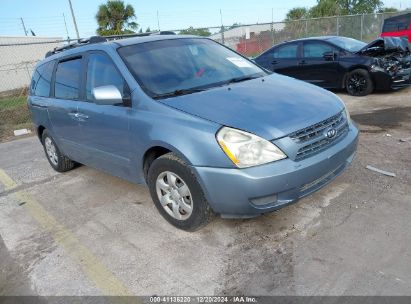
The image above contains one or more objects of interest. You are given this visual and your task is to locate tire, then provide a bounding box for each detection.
[147,153,214,231]
[42,130,75,172]
[345,69,374,96]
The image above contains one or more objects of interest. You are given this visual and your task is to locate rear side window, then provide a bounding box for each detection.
[55,58,82,100]
[272,44,299,59]
[383,15,411,32]
[303,42,335,58]
[86,53,128,102]
[31,61,54,97]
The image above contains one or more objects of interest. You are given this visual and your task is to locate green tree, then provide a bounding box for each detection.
[378,7,399,13]
[179,26,211,37]
[145,27,151,33]
[229,22,242,29]
[286,0,384,19]
[338,0,383,14]
[308,0,383,17]
[285,7,309,21]
[96,0,138,35]
[309,0,340,18]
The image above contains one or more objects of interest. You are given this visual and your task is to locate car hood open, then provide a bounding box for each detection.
[160,74,345,140]
[357,37,410,56]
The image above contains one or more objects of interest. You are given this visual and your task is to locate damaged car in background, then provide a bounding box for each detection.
[254,36,411,96]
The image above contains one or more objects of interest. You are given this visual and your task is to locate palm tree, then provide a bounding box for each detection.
[96,0,138,36]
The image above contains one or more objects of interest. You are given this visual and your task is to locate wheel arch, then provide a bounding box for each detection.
[342,65,372,88]
[37,125,46,143]
[142,143,192,182]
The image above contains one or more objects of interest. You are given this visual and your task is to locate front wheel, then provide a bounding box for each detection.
[345,69,374,96]
[147,153,214,231]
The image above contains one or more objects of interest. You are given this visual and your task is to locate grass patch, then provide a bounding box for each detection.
[0,96,33,142]
[0,96,28,110]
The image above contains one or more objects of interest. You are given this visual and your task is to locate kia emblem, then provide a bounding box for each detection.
[326,128,337,139]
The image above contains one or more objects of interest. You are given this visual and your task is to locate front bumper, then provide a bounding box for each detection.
[193,124,359,218]
[372,68,411,90]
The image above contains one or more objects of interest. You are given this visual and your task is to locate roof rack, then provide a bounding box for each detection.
[45,31,176,58]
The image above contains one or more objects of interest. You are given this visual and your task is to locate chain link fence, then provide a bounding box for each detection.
[0,11,408,141]
[202,11,403,57]
[0,37,64,141]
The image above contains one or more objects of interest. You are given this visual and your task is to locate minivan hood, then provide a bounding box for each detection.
[160,74,344,140]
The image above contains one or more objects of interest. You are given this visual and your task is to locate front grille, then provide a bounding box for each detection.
[290,110,348,160]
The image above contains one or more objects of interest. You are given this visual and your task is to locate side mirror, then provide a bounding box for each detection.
[92,85,124,105]
[323,51,336,61]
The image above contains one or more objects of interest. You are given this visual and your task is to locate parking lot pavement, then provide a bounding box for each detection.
[1,87,411,296]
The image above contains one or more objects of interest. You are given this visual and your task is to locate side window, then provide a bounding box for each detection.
[86,53,129,102]
[55,58,82,100]
[31,61,54,97]
[272,44,299,59]
[303,42,335,58]
[383,15,411,32]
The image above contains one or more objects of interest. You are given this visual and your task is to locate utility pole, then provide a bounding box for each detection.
[63,13,70,43]
[157,10,160,31]
[20,18,28,36]
[68,0,80,40]
[220,9,224,44]
[271,8,274,44]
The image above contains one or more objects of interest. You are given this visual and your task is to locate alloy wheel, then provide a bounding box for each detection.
[347,73,367,95]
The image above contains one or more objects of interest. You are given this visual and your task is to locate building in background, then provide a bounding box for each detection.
[211,23,285,57]
[0,36,62,95]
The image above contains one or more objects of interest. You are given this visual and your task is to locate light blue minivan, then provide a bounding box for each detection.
[28,34,358,230]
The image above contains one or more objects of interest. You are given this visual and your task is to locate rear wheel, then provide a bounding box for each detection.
[42,130,75,172]
[147,153,214,231]
[346,69,374,96]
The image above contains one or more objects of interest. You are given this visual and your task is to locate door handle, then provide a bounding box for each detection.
[299,60,307,65]
[271,60,278,65]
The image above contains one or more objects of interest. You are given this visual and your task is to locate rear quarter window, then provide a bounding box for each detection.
[272,44,299,59]
[31,61,54,97]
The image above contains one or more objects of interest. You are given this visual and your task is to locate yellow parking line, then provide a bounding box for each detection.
[0,169,18,190]
[0,169,133,296]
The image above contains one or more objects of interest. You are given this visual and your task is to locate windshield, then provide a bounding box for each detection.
[328,37,367,53]
[118,38,266,98]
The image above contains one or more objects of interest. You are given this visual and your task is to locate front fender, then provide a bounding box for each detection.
[128,96,236,183]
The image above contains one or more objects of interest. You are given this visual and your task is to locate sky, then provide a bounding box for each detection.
[1,0,411,39]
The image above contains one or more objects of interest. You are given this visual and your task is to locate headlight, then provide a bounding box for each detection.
[337,96,351,123]
[216,127,287,168]
[342,103,351,123]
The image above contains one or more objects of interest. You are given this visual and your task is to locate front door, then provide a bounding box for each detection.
[298,41,340,88]
[76,51,133,179]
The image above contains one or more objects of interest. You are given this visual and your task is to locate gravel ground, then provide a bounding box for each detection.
[0,87,410,296]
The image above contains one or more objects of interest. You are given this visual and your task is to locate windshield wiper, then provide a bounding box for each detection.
[225,74,262,85]
[153,88,206,100]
